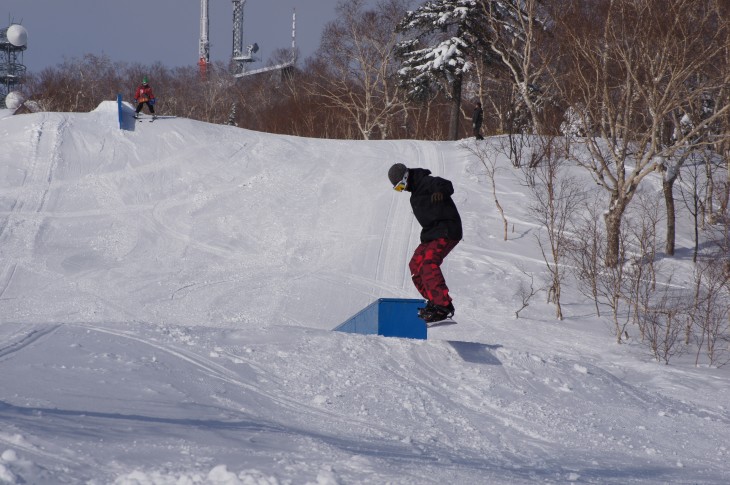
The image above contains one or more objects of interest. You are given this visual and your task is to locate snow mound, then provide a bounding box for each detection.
[91,100,119,113]
[0,108,728,484]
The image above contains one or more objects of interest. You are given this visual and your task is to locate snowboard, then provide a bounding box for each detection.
[134,114,175,122]
[424,318,458,328]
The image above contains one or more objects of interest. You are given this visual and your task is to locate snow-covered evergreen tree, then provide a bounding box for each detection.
[396,0,543,140]
[227,101,238,127]
[396,0,489,140]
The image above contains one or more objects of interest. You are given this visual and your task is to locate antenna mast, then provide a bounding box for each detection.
[227,1,297,79]
[231,0,246,74]
[231,7,296,79]
[291,9,296,55]
[199,0,210,78]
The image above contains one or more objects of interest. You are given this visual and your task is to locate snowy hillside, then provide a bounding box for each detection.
[0,104,728,484]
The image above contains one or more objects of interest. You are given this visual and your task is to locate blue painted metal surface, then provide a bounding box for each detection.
[334,298,427,340]
[117,93,123,129]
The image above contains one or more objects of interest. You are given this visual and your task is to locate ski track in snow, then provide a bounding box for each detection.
[0,324,62,360]
[0,105,728,484]
[2,320,725,484]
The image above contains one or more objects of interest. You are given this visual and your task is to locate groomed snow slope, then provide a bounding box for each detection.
[0,103,728,484]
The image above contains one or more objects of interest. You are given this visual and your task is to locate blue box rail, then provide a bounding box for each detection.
[334,298,427,340]
[117,93,123,129]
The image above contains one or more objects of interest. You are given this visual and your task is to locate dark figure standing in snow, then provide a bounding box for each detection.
[134,76,156,119]
[472,101,484,140]
[388,163,462,323]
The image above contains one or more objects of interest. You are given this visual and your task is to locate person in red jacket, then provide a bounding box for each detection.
[134,76,156,119]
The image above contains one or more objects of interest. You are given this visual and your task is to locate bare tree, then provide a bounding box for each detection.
[596,227,633,343]
[639,282,687,365]
[28,54,125,112]
[567,199,605,317]
[623,193,665,343]
[691,258,730,367]
[477,0,553,134]
[676,152,716,263]
[463,139,509,240]
[470,63,514,135]
[525,136,584,319]
[553,0,730,267]
[625,192,663,292]
[514,267,539,319]
[312,0,410,140]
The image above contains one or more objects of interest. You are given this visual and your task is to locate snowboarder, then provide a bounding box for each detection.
[134,76,156,120]
[388,163,463,323]
[472,101,484,140]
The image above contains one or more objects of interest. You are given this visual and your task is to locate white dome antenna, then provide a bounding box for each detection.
[5,90,24,110]
[6,24,28,47]
[1,23,28,109]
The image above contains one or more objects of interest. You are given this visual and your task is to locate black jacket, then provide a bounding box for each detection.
[472,106,483,126]
[407,168,463,243]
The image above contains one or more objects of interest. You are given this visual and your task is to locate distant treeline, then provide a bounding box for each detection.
[21,0,730,144]
[22,53,462,140]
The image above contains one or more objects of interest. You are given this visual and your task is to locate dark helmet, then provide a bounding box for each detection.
[388,163,408,188]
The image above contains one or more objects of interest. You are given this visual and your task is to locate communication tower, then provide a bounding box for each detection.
[197,1,296,79]
[0,23,27,109]
[231,0,258,75]
[199,0,210,78]
[230,1,296,79]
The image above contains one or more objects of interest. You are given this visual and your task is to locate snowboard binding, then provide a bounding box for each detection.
[418,301,455,323]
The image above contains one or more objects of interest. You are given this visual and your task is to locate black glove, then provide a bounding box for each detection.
[431,192,444,203]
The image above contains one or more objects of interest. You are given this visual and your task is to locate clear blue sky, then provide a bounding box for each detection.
[3,0,347,73]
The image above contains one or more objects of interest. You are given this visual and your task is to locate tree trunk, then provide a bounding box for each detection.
[448,74,463,141]
[604,197,626,268]
[720,143,730,217]
[663,177,676,256]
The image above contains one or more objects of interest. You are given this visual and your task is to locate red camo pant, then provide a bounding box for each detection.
[408,238,459,307]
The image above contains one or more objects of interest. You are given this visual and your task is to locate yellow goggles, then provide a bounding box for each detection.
[393,172,408,192]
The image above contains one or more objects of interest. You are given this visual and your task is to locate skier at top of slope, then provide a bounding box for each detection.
[388,163,462,323]
[134,76,156,119]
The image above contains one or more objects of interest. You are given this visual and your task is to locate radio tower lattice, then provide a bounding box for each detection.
[1,23,28,109]
[232,0,244,60]
[197,1,295,79]
[231,0,265,75]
